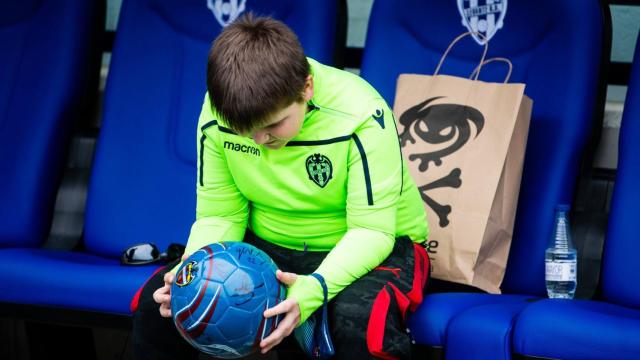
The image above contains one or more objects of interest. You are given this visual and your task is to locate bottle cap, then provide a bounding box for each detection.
[555,204,570,212]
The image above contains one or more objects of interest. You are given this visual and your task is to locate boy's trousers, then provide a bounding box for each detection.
[132,231,430,360]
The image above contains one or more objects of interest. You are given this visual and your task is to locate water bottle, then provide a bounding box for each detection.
[545,204,577,299]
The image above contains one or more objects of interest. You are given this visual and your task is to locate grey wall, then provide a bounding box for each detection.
[611,5,640,63]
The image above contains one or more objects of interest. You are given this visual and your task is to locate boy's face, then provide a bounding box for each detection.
[246,75,314,150]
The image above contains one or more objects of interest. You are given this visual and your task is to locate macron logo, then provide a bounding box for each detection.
[223,141,261,157]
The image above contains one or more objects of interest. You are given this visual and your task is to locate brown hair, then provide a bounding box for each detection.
[206,14,309,133]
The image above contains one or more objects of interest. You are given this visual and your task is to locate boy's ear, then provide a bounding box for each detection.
[303,75,314,101]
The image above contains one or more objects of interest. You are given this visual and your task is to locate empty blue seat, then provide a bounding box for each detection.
[0,0,341,315]
[360,1,609,357]
[512,33,640,360]
[0,0,102,248]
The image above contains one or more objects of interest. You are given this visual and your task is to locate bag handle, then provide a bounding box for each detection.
[310,273,328,301]
[310,273,335,359]
[469,57,514,83]
[434,32,488,80]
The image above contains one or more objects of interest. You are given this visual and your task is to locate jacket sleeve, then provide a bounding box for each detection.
[288,99,402,324]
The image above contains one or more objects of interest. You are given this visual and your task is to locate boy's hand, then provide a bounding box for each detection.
[153,254,189,318]
[153,272,174,318]
[260,270,300,354]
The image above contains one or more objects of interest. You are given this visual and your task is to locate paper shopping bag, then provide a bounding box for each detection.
[393,34,532,293]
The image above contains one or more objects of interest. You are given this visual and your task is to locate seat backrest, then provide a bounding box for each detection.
[601,33,640,308]
[0,0,102,247]
[84,0,340,257]
[360,0,609,295]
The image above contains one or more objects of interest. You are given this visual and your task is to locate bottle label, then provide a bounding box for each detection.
[545,261,576,281]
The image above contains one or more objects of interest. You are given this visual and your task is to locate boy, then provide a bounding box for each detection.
[133,14,429,360]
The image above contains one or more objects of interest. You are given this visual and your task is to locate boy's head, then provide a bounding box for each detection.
[207,14,313,149]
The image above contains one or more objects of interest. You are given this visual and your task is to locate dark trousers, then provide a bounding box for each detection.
[132,232,428,359]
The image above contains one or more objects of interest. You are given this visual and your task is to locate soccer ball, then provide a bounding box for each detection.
[171,241,285,358]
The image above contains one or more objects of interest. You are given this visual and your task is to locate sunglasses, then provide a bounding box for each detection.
[120,243,185,265]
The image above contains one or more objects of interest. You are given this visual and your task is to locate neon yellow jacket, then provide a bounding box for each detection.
[184,58,428,324]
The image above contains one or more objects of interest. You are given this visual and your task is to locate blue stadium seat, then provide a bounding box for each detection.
[512,33,640,360]
[0,0,102,248]
[359,1,610,357]
[0,0,341,316]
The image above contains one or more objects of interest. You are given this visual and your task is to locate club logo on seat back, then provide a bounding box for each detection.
[457,0,507,45]
[306,154,333,188]
[207,0,247,27]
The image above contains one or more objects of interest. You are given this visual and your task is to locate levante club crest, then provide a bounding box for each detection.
[207,0,247,27]
[457,0,507,45]
[306,154,333,188]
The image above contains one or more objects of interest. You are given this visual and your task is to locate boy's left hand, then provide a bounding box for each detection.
[260,270,300,354]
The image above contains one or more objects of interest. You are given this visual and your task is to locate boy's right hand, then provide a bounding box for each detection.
[153,272,175,318]
[153,254,189,318]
